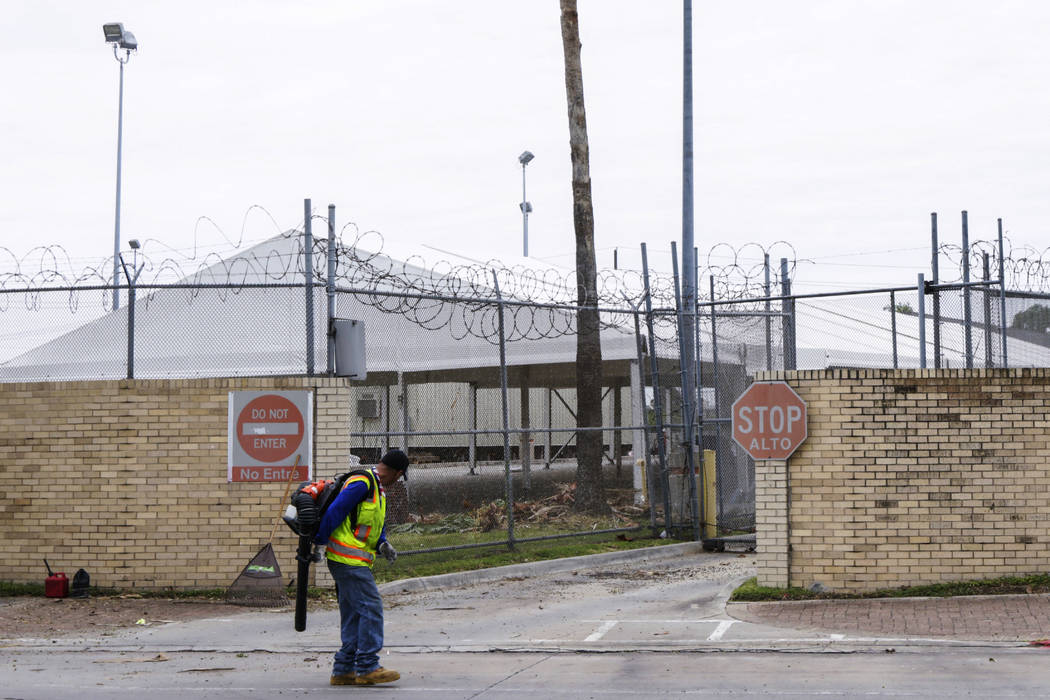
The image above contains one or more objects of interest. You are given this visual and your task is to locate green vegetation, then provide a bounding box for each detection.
[0,581,43,596]
[1012,304,1050,332]
[730,574,1050,602]
[372,528,660,584]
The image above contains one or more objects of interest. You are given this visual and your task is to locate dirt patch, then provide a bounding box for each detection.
[0,595,267,640]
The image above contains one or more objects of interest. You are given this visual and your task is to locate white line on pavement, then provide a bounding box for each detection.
[584,620,619,642]
[706,621,736,641]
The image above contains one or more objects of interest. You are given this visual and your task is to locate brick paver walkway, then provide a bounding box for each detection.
[729,594,1050,641]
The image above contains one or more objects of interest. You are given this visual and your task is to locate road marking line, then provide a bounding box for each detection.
[584,620,619,642]
[706,621,736,641]
[830,634,845,640]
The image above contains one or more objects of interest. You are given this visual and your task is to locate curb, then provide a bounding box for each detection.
[379,541,706,594]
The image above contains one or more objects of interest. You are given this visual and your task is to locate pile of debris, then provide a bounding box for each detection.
[473,484,646,532]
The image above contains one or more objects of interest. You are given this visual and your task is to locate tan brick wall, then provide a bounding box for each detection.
[755,368,1050,593]
[0,377,352,590]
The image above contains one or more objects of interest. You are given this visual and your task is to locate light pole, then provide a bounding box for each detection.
[103,22,138,311]
[518,150,534,257]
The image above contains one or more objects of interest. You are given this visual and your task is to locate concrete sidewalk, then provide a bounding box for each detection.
[380,541,1050,646]
[729,593,1050,644]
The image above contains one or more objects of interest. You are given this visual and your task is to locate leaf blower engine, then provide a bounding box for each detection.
[283,478,339,539]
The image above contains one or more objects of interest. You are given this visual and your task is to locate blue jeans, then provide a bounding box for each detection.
[327,559,384,675]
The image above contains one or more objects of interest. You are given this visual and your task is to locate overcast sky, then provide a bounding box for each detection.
[3,0,1048,293]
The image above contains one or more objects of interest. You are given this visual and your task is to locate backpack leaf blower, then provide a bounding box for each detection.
[283,469,375,631]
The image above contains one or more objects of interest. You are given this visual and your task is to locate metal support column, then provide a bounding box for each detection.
[890,290,898,369]
[520,367,531,494]
[304,199,314,376]
[998,218,1008,368]
[468,382,478,475]
[983,253,993,368]
[641,243,672,536]
[931,212,942,368]
[918,274,927,368]
[962,210,973,368]
[397,372,408,456]
[671,242,701,541]
[326,204,336,376]
[492,271,515,549]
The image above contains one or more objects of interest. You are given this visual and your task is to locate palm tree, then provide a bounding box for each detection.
[559,0,606,513]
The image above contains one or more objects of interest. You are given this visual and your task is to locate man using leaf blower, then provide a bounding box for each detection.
[313,449,409,686]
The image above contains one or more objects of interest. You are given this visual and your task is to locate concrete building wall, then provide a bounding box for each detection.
[756,368,1050,593]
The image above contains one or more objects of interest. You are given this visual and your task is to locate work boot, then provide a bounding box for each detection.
[355,667,400,685]
[329,672,357,685]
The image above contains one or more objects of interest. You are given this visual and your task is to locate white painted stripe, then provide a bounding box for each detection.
[584,620,619,642]
[706,620,736,641]
[581,619,726,624]
[242,422,300,435]
[830,633,845,640]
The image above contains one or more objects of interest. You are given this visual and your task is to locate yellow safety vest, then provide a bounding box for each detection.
[325,470,386,568]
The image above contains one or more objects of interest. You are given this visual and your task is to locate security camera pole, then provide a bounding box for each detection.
[103,23,138,312]
[519,150,534,257]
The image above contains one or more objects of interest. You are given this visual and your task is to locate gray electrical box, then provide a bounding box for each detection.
[357,397,379,419]
[333,319,367,379]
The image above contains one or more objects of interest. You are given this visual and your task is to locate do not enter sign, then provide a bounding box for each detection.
[731,381,807,460]
[237,394,304,462]
[228,390,313,482]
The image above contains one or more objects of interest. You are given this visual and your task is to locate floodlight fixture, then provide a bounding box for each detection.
[103,23,138,51]
[518,150,535,166]
[128,239,140,249]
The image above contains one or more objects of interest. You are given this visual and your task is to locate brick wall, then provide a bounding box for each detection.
[0,377,351,590]
[756,368,1050,593]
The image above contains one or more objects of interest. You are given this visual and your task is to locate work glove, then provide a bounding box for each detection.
[378,541,397,564]
[311,544,325,562]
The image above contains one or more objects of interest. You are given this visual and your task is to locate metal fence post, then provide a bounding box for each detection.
[708,275,723,534]
[327,204,336,376]
[764,253,772,371]
[931,212,941,368]
[492,271,515,549]
[304,199,314,376]
[983,253,993,368]
[628,297,658,527]
[962,210,973,369]
[890,290,898,369]
[671,242,701,542]
[780,258,796,370]
[918,273,927,369]
[640,243,672,536]
[127,283,135,379]
[998,218,1008,368]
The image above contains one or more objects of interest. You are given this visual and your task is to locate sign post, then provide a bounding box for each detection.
[731,381,807,460]
[228,391,312,482]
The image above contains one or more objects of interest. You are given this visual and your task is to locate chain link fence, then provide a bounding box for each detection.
[5,234,1048,553]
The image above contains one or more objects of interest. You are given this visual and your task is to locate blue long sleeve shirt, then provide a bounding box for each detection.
[313,478,387,546]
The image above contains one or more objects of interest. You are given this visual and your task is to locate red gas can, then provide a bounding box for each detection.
[45,572,68,598]
[43,560,69,598]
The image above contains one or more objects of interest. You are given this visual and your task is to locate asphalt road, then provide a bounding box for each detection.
[3,547,1050,698]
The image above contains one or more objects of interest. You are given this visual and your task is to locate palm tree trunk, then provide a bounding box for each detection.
[560,0,606,513]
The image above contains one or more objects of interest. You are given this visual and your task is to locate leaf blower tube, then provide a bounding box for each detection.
[285,486,324,632]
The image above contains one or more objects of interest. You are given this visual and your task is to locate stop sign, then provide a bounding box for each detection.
[732,381,807,460]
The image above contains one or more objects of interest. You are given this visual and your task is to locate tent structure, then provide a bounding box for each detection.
[0,233,720,502]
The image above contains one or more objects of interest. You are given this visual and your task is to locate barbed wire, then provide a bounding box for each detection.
[936,238,1050,293]
[4,205,1048,347]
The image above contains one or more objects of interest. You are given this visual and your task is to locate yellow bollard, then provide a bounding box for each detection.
[700,449,717,539]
